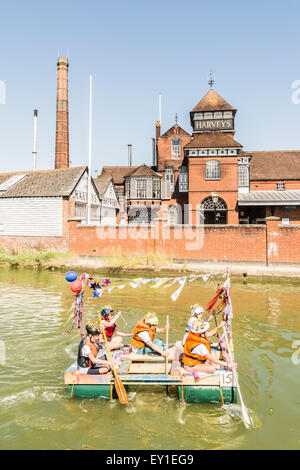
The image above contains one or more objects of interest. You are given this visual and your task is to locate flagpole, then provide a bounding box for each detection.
[87,73,92,225]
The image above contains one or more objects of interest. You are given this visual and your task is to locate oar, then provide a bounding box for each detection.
[165,315,169,374]
[223,326,252,428]
[98,313,128,405]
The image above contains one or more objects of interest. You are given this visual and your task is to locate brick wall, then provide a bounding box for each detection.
[251,180,300,191]
[68,219,267,263]
[68,217,300,265]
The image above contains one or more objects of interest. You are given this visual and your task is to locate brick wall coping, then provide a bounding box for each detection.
[69,221,266,230]
[278,224,300,228]
[167,224,265,229]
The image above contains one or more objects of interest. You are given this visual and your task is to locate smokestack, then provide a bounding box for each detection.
[55,57,69,169]
[32,109,38,170]
[156,120,161,139]
[152,138,156,166]
[128,144,132,166]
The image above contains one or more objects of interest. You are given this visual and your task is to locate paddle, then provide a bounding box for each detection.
[165,315,169,374]
[222,326,252,428]
[98,313,128,405]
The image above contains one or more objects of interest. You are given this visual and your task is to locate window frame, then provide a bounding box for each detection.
[206,160,220,180]
[171,139,181,160]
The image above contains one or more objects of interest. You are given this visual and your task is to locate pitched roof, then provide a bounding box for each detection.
[0,166,86,198]
[129,164,161,178]
[160,124,191,138]
[238,190,300,205]
[246,150,300,180]
[100,164,160,184]
[191,89,236,113]
[184,132,242,149]
[93,175,113,198]
[100,166,138,185]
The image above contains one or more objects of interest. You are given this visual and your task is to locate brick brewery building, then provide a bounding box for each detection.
[100,83,300,227]
[1,56,300,265]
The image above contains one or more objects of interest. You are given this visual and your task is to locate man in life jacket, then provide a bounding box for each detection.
[130,312,170,357]
[77,321,116,375]
[182,320,237,374]
[100,305,132,350]
[182,304,204,345]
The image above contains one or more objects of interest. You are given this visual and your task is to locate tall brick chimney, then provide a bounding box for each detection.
[156,120,161,139]
[55,57,69,169]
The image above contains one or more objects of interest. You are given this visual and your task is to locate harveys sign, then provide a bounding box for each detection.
[194,119,234,131]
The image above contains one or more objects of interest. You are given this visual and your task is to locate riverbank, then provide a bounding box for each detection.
[1,249,300,279]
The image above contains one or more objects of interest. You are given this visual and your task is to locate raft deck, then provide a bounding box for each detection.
[65,341,237,403]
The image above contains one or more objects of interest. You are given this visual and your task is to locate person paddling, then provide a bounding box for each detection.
[100,305,132,351]
[182,304,204,345]
[77,321,115,375]
[182,320,236,374]
[131,312,169,357]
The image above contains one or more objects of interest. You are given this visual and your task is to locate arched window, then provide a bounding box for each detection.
[168,204,182,225]
[206,160,220,180]
[238,165,249,187]
[201,196,227,224]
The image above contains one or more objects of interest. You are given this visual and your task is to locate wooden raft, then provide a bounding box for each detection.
[64,341,234,387]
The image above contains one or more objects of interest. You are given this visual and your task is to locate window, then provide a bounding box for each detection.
[75,202,86,218]
[178,167,188,192]
[201,196,227,224]
[168,205,181,225]
[277,183,286,190]
[238,165,249,187]
[152,178,160,198]
[125,179,130,197]
[165,167,174,192]
[171,139,181,159]
[136,178,147,198]
[206,160,220,180]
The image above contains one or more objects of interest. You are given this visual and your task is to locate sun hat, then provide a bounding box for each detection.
[144,312,158,326]
[191,321,209,334]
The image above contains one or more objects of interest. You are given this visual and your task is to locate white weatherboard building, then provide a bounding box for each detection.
[0,166,119,239]
[93,176,120,225]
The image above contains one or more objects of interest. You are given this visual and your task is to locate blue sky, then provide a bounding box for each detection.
[1,0,300,173]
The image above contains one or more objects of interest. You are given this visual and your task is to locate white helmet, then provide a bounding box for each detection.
[190,304,204,317]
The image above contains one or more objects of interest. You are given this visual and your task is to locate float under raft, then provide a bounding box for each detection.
[64,342,237,404]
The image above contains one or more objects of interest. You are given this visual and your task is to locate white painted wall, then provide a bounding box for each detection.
[0,197,62,236]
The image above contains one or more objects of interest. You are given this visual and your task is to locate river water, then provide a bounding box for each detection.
[0,267,299,450]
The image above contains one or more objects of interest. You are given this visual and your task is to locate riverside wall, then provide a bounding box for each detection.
[67,217,300,265]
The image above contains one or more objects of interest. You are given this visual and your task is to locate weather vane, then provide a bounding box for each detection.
[208,70,215,89]
[175,113,178,125]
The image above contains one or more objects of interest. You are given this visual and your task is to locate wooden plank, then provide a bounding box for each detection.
[129,363,172,374]
[64,372,112,385]
[117,360,131,375]
[181,373,221,386]
[127,354,173,363]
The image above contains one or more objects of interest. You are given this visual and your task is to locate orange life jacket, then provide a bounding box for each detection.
[130,320,156,349]
[182,331,211,367]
